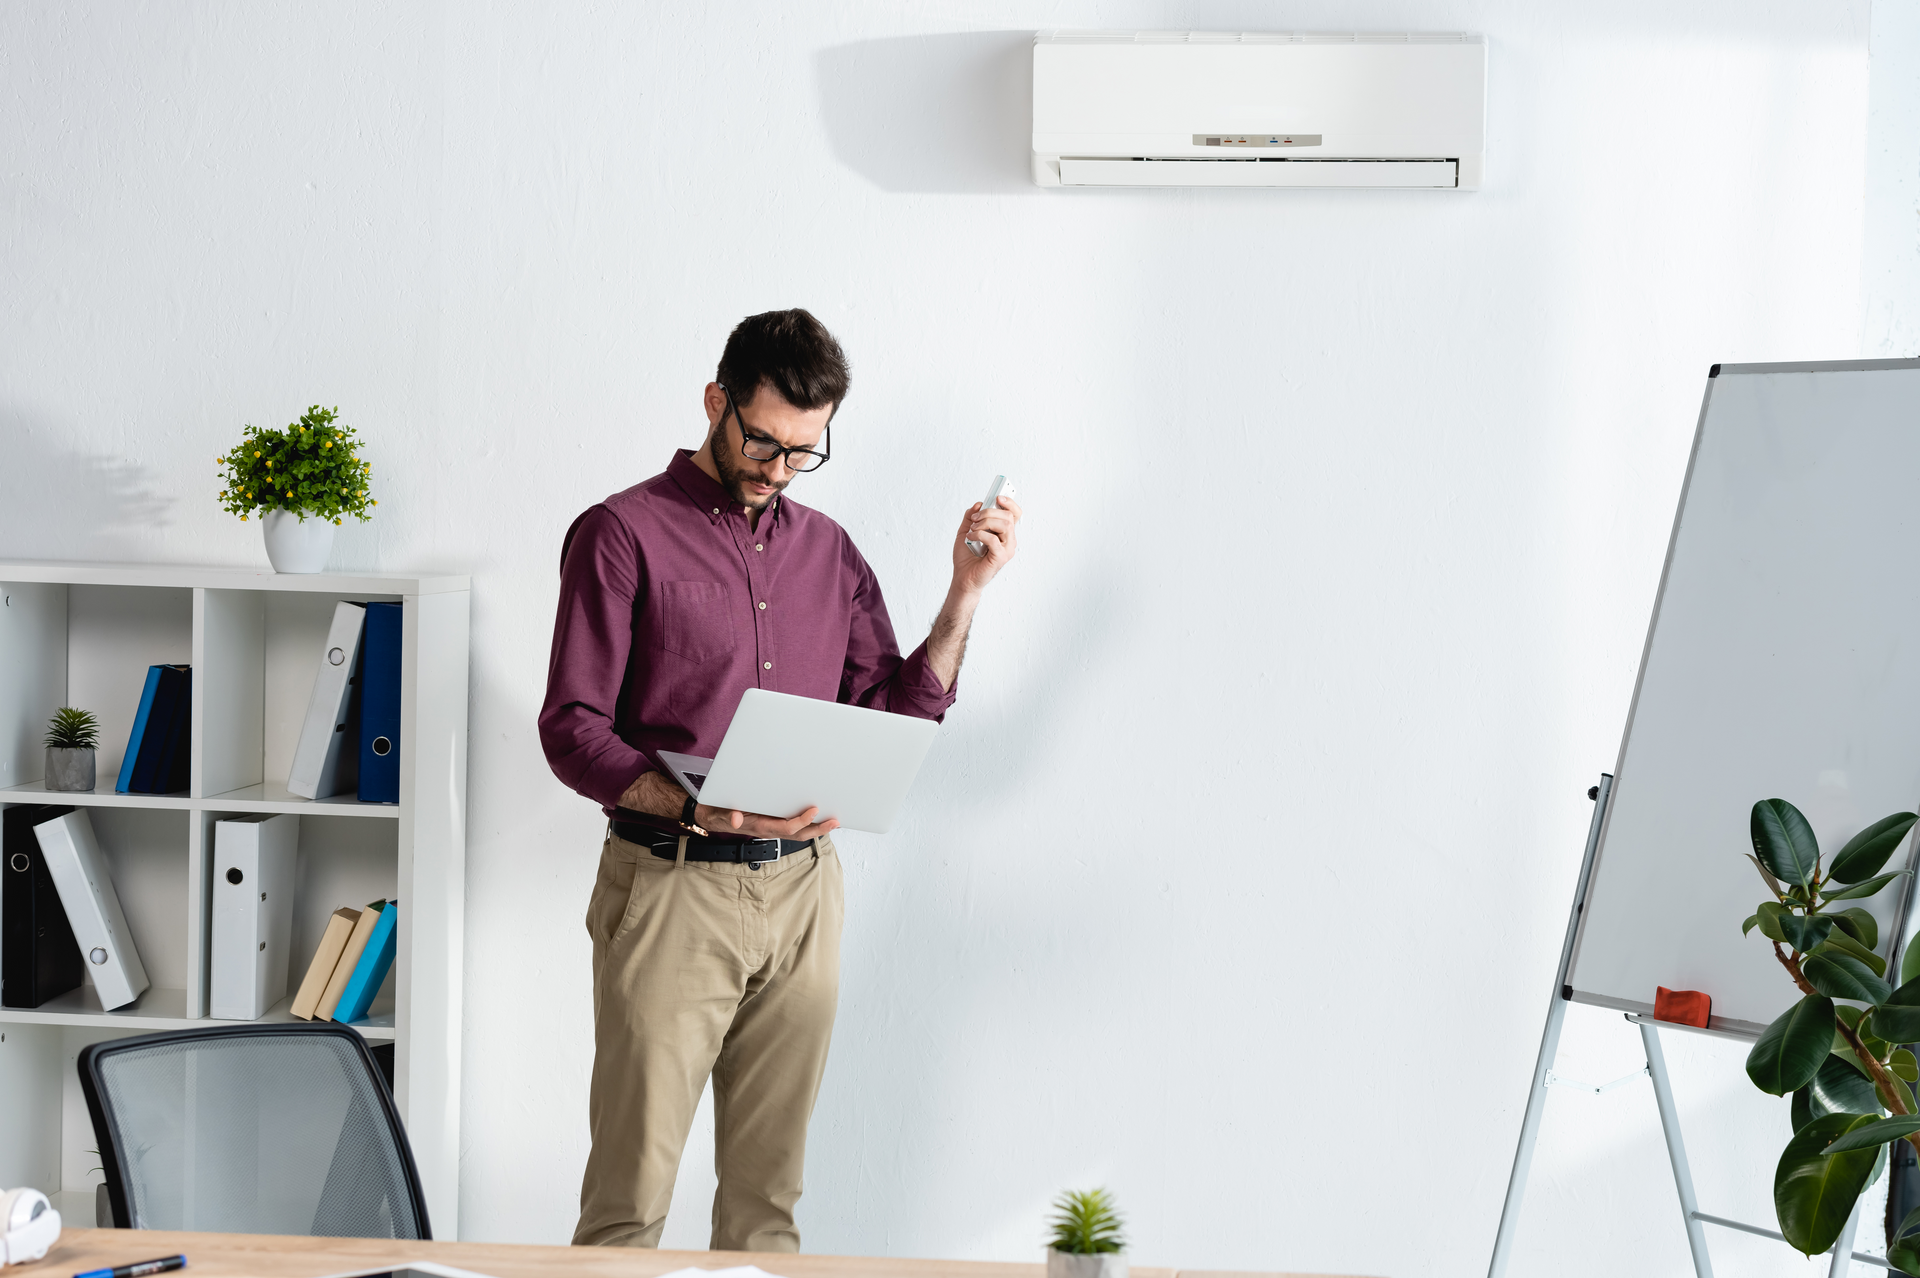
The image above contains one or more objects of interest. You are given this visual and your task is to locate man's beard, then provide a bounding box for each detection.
[712,433,788,510]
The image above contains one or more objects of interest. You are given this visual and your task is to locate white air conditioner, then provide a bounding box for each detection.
[1032,31,1486,190]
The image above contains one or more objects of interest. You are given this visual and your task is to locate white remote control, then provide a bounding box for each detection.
[966,475,1014,556]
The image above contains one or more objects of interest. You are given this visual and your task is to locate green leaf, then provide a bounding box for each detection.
[1804,952,1892,1004]
[1870,1005,1920,1044]
[1781,913,1835,953]
[1743,914,1761,937]
[1777,1112,1885,1253]
[1750,995,1838,1095]
[1894,1049,1919,1082]
[1755,902,1790,944]
[1889,1240,1920,1277]
[1883,1074,1918,1117]
[1903,943,1920,989]
[1817,929,1887,977]
[1808,1053,1883,1117]
[1831,907,1881,952]
[1869,979,1920,1043]
[1755,799,1823,887]
[1792,1086,1815,1132]
[1814,1113,1920,1154]
[1825,871,1910,901]
[1746,852,1788,898]
[1830,812,1920,884]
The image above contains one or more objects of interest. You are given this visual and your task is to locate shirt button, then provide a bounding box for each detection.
[758,601,766,610]
[763,661,772,669]
[712,507,720,515]
[755,543,764,552]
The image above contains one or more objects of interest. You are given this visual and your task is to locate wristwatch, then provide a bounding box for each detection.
[680,794,708,837]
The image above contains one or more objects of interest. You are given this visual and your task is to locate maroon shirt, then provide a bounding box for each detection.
[540,450,958,818]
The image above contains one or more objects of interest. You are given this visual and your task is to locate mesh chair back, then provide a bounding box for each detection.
[78,1024,429,1239]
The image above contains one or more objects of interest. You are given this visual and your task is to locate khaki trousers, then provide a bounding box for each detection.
[573,831,843,1251]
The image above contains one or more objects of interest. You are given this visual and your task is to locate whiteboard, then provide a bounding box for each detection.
[1566,359,1920,1035]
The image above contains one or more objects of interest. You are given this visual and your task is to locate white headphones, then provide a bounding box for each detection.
[0,1189,60,1266]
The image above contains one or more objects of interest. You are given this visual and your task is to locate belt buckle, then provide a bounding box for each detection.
[745,838,781,869]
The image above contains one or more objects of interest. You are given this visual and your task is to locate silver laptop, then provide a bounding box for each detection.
[656,689,939,834]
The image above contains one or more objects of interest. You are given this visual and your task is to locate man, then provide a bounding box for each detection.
[539,309,1022,1251]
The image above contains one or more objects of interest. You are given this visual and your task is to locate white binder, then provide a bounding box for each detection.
[210,813,299,1020]
[288,601,366,799]
[32,810,149,1011]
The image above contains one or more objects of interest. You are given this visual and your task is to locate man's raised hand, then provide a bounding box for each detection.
[951,492,1023,592]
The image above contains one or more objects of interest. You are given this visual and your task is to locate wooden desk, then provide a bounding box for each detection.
[14,1228,1378,1278]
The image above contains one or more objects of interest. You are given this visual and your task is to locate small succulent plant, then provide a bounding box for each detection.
[44,707,100,750]
[1048,1188,1125,1255]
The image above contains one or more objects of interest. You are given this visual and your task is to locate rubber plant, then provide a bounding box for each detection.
[1741,797,1920,1265]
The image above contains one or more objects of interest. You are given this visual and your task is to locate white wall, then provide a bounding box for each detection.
[0,3,1885,1275]
[1866,0,1920,356]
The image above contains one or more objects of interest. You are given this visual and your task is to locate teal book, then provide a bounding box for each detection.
[114,667,163,793]
[330,900,397,1024]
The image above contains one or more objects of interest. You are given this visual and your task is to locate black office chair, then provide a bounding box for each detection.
[78,1023,431,1239]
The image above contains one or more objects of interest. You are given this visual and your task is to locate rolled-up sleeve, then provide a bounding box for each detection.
[539,506,651,809]
[838,547,958,721]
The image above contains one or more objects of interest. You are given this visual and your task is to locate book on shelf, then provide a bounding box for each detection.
[331,899,398,1024]
[210,814,299,1020]
[2,805,83,1008]
[288,601,367,800]
[358,601,402,803]
[113,666,162,793]
[290,906,362,1020]
[119,663,191,795]
[31,810,149,1011]
[315,898,388,1021]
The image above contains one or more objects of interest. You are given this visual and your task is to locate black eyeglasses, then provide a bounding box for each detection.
[719,384,831,473]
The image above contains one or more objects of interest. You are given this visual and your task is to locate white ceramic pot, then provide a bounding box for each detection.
[263,508,337,574]
[1048,1253,1127,1278]
[44,747,96,791]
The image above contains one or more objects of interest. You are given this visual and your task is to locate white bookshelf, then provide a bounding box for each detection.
[0,560,468,1236]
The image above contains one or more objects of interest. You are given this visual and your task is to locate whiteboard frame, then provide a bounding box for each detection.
[1565,356,1920,1040]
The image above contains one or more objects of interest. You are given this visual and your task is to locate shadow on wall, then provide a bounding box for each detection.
[814,32,1034,194]
[0,408,176,559]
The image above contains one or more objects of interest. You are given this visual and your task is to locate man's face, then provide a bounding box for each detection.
[705,382,833,511]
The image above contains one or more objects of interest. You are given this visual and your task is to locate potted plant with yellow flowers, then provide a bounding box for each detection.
[217,406,375,573]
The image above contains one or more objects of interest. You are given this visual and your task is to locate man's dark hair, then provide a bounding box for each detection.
[716,309,851,414]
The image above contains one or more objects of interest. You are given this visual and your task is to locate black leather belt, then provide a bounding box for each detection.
[610,820,813,868]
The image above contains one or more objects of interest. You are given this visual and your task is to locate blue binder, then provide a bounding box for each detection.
[129,665,190,795]
[331,900,397,1023]
[115,667,163,793]
[357,602,402,804]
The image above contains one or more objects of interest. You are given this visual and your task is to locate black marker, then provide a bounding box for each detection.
[75,1254,186,1278]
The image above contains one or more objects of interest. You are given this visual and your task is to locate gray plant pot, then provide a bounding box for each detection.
[45,746,96,792]
[96,1181,112,1227]
[1048,1253,1127,1278]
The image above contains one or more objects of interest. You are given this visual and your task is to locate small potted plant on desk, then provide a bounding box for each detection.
[44,707,100,791]
[1048,1188,1127,1278]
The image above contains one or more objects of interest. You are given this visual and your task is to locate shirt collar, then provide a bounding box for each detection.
[665,448,786,532]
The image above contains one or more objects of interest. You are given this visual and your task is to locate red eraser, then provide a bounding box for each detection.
[1655,986,1712,1028]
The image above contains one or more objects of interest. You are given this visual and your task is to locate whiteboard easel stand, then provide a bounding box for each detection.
[1486,774,1890,1277]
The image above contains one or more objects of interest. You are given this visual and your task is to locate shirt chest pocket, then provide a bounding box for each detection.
[648,580,737,664]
